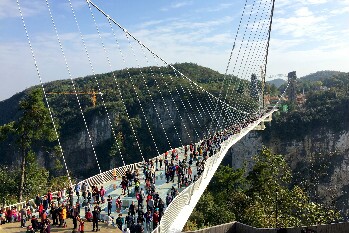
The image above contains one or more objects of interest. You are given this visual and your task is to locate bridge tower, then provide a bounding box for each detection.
[287,71,297,104]
[250,73,259,101]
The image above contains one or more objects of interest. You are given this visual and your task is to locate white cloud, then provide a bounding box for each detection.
[274,7,329,38]
[330,7,349,15]
[161,1,193,12]
[305,0,328,4]
[196,3,234,13]
[295,7,313,17]
[0,0,44,19]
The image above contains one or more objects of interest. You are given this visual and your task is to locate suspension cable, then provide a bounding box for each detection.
[16,0,72,187]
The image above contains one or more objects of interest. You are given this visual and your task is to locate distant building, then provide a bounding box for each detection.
[287,71,297,104]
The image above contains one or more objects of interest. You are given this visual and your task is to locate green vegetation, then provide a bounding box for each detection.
[0,89,70,203]
[0,63,259,177]
[268,72,349,140]
[184,148,340,231]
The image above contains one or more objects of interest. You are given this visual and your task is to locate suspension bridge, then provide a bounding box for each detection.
[1,0,292,232]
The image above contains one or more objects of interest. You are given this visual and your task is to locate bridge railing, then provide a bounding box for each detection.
[2,149,165,211]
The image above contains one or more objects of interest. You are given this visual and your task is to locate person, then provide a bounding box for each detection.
[59,204,66,227]
[43,196,49,211]
[20,207,26,228]
[107,195,113,216]
[92,206,99,231]
[115,213,123,230]
[42,218,51,233]
[129,201,136,216]
[166,193,172,206]
[75,183,81,198]
[113,168,117,180]
[85,209,92,222]
[77,216,85,233]
[125,212,134,229]
[135,220,144,233]
[159,157,163,170]
[35,194,42,209]
[144,210,152,233]
[72,206,78,230]
[47,191,53,205]
[95,204,101,222]
[147,197,154,213]
[57,189,62,204]
[50,203,58,226]
[31,215,40,232]
[153,210,160,230]
[87,190,92,204]
[116,196,122,212]
[100,186,106,203]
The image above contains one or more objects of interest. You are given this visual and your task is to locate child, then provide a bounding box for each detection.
[77,216,85,233]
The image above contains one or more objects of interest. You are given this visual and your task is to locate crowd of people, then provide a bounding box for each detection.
[0,112,266,233]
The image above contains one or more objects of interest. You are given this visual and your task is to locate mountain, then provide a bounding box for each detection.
[225,72,349,216]
[300,70,344,82]
[0,63,257,178]
[267,78,286,88]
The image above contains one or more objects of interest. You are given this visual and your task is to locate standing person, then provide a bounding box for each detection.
[144,210,152,233]
[129,201,136,217]
[135,220,144,233]
[137,192,143,211]
[50,203,58,226]
[35,194,42,209]
[100,186,106,204]
[72,206,78,230]
[81,183,87,201]
[47,191,53,205]
[77,216,85,233]
[113,168,117,180]
[125,212,134,229]
[95,204,101,222]
[92,206,99,232]
[166,194,172,207]
[87,190,92,205]
[107,195,113,216]
[20,207,26,228]
[115,213,123,230]
[59,204,67,227]
[43,196,49,211]
[159,157,163,170]
[188,166,192,180]
[57,189,62,204]
[115,196,122,213]
[153,210,160,230]
[75,183,81,199]
[147,197,154,214]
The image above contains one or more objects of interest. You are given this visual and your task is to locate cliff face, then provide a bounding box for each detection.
[226,124,349,212]
[43,97,211,178]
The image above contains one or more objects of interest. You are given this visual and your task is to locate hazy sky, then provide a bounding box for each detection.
[0,0,348,101]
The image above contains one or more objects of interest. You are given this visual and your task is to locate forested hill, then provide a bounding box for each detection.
[300,70,344,82]
[0,63,258,178]
[0,63,253,126]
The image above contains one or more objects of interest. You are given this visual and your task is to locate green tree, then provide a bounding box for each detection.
[10,89,56,201]
[187,148,341,230]
[0,165,18,205]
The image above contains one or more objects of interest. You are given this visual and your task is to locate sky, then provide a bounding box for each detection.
[0,0,348,101]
